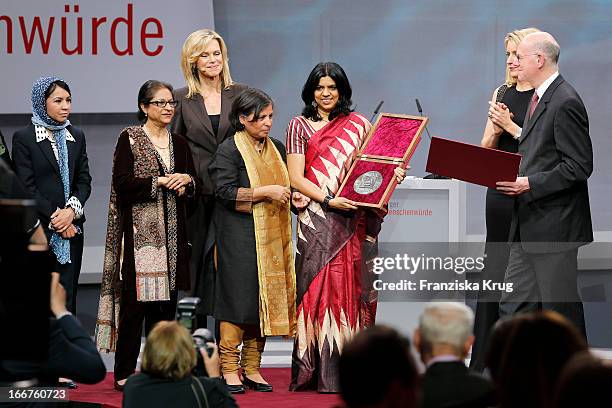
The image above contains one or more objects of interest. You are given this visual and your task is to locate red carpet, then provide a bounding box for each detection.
[69,368,342,408]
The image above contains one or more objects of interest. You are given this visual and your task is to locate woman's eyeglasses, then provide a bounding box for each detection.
[148,100,178,108]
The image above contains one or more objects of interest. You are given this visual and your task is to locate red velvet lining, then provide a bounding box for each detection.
[362,116,422,158]
[340,160,396,204]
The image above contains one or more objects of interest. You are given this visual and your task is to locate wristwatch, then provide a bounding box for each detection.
[322,194,334,211]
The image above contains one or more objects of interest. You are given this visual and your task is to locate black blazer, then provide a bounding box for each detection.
[421,361,495,408]
[171,83,248,196]
[123,373,237,408]
[11,123,92,237]
[42,315,106,385]
[2,315,106,386]
[0,129,11,168]
[512,74,593,253]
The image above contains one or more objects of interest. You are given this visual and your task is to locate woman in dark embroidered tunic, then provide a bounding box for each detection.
[470,27,540,372]
[95,80,199,390]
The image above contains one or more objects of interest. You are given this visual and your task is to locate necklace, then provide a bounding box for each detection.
[142,125,170,149]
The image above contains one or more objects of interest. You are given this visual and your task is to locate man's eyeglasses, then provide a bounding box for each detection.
[515,53,539,63]
[148,100,178,108]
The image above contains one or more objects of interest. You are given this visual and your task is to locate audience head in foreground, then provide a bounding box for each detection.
[414,302,475,363]
[554,351,612,408]
[141,320,198,380]
[486,311,587,408]
[339,325,419,408]
[123,321,238,408]
[415,302,494,408]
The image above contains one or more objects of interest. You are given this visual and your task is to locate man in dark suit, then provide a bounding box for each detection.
[496,32,593,336]
[414,303,495,408]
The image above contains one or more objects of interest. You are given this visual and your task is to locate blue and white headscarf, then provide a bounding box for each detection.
[31,76,72,264]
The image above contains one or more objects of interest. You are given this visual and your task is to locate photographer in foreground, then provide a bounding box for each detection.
[1,165,105,394]
[43,272,106,385]
[0,272,106,407]
[123,321,237,408]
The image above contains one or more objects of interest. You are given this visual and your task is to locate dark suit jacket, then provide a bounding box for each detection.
[41,314,106,384]
[421,361,495,408]
[0,129,12,168]
[171,83,248,196]
[11,124,92,239]
[512,74,593,253]
[0,315,105,408]
[123,373,237,408]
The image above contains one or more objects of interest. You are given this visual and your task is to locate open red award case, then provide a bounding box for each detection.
[337,113,427,209]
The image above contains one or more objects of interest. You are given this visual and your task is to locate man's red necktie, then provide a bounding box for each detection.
[528,92,539,119]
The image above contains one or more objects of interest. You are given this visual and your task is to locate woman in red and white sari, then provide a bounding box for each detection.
[286,62,405,393]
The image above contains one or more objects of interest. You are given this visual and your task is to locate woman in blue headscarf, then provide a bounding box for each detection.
[12,76,92,315]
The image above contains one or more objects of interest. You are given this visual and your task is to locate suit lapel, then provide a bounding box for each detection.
[37,136,61,176]
[185,93,215,142]
[519,75,565,145]
[67,131,77,183]
[217,86,235,143]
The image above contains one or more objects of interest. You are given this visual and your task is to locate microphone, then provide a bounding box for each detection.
[415,98,423,115]
[370,100,384,123]
[416,98,450,180]
[415,98,433,140]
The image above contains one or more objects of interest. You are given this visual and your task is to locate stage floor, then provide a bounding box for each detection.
[69,368,341,408]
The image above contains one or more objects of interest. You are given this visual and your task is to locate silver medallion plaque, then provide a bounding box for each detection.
[353,170,384,195]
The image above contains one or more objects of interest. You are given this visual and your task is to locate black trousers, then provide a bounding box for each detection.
[188,195,214,330]
[469,242,510,372]
[470,189,513,371]
[55,232,84,315]
[114,289,178,381]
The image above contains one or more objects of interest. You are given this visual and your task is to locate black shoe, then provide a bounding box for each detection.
[243,376,273,392]
[114,380,125,392]
[226,384,246,394]
[58,380,78,389]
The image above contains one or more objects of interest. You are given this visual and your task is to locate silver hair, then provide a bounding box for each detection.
[526,32,561,64]
[419,302,474,350]
[536,39,560,64]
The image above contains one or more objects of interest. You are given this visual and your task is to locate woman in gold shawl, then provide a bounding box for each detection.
[208,88,305,394]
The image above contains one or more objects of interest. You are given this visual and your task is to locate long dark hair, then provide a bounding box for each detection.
[339,325,418,407]
[230,88,274,131]
[301,62,353,122]
[137,80,174,122]
[487,311,587,408]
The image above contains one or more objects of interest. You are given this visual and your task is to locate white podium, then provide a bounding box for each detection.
[376,178,468,337]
